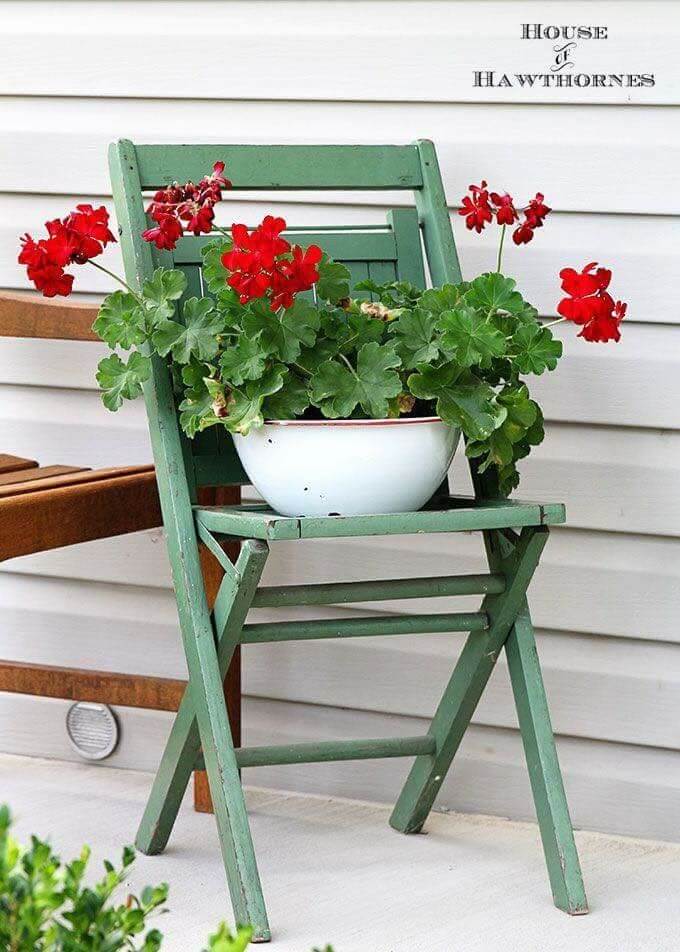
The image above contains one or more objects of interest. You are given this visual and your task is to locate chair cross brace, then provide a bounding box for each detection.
[194,733,437,771]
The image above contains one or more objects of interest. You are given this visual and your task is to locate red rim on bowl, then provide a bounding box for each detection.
[262,417,443,427]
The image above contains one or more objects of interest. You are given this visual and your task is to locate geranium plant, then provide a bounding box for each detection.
[18,164,626,495]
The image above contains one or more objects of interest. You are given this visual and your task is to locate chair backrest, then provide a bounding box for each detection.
[108,140,462,500]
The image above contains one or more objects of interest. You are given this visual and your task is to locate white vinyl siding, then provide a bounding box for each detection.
[1,0,678,840]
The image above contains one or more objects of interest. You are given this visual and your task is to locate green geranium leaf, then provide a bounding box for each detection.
[201,239,232,294]
[418,283,468,316]
[177,360,222,437]
[179,385,216,438]
[96,352,151,411]
[220,334,268,386]
[320,308,385,352]
[354,279,422,308]
[152,298,223,364]
[141,268,187,320]
[311,341,402,419]
[389,308,440,369]
[465,384,544,495]
[511,323,563,375]
[438,306,507,367]
[408,364,504,441]
[262,370,310,419]
[297,338,338,373]
[316,255,351,304]
[465,272,525,314]
[93,291,146,350]
[226,366,286,435]
[243,297,320,363]
[201,239,242,314]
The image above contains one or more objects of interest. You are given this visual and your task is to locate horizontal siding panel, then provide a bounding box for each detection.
[0,385,152,469]
[1,98,679,216]
[3,692,677,841]
[3,193,676,324]
[2,572,677,750]
[3,524,679,643]
[0,2,676,105]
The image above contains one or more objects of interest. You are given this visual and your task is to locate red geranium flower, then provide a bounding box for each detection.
[557,262,626,343]
[30,264,75,298]
[525,192,551,228]
[221,217,322,310]
[177,200,215,236]
[459,181,493,233]
[490,191,518,226]
[557,262,612,323]
[227,264,272,305]
[66,204,117,257]
[282,244,323,290]
[222,216,293,305]
[461,182,550,247]
[143,161,231,250]
[269,244,323,310]
[512,194,551,245]
[512,221,535,245]
[18,205,116,297]
[141,214,184,251]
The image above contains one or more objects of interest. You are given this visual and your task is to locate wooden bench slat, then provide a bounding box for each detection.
[0,659,185,711]
[0,464,88,488]
[0,464,154,499]
[0,454,38,474]
[0,470,162,560]
[0,291,99,341]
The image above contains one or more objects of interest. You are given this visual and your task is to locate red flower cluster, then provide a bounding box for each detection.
[18,205,116,297]
[221,216,323,311]
[557,262,626,342]
[459,182,550,245]
[142,162,231,251]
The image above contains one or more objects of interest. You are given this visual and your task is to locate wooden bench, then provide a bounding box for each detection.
[0,290,239,811]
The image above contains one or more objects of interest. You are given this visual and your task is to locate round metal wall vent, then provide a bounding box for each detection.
[66,702,119,761]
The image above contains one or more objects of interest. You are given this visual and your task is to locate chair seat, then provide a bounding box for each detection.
[194,495,566,541]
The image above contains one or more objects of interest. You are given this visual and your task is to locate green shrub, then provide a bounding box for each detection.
[1,806,332,951]
[0,805,167,950]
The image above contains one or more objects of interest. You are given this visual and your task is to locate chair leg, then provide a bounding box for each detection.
[136,539,271,941]
[505,606,588,915]
[390,526,548,834]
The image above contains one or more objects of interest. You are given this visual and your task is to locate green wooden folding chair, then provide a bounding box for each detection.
[109,139,587,942]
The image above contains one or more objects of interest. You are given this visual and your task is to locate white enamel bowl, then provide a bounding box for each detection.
[233,417,461,517]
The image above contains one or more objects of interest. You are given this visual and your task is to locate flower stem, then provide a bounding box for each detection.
[292,362,313,378]
[339,352,359,378]
[87,260,139,298]
[496,224,506,273]
[210,223,231,238]
[543,317,566,329]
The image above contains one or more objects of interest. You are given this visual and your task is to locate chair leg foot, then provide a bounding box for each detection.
[250,930,272,943]
[391,527,549,836]
[506,607,588,917]
[135,690,200,855]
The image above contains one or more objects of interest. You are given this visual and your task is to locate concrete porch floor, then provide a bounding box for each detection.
[3,752,679,951]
